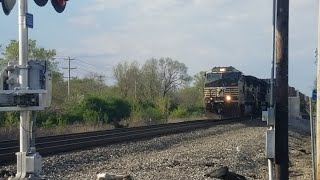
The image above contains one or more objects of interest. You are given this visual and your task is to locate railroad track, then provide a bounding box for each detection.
[0,118,241,165]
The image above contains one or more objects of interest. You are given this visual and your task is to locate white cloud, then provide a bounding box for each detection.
[82,0,135,12]
[59,0,317,94]
[68,15,98,26]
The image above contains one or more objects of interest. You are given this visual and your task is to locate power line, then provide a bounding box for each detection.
[76,67,96,74]
[74,69,89,75]
[75,58,111,71]
[73,68,113,79]
[73,61,107,74]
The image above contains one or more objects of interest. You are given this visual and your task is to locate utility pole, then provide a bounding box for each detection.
[95,74,105,84]
[62,57,76,96]
[135,80,137,99]
[95,74,105,94]
[310,96,316,180]
[274,0,289,179]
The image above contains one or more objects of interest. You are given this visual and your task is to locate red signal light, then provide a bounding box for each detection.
[51,0,67,13]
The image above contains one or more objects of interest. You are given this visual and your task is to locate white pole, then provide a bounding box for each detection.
[68,57,70,96]
[317,0,320,178]
[19,0,29,153]
[15,0,31,178]
[268,0,277,179]
[310,97,316,180]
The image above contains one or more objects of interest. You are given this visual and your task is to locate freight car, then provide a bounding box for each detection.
[204,66,269,118]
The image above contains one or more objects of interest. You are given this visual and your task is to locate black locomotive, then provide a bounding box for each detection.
[204,66,269,118]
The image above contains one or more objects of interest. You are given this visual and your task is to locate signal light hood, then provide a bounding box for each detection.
[1,0,16,15]
[34,0,48,7]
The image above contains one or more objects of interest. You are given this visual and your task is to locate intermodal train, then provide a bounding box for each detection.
[204,66,270,118]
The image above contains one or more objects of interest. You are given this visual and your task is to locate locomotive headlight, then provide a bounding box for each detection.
[226,95,231,101]
[210,97,213,100]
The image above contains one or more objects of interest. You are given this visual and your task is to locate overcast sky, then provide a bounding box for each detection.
[0,0,317,95]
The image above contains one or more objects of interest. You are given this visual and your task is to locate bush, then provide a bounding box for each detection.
[56,115,67,127]
[2,112,19,127]
[77,96,131,127]
[82,110,101,125]
[42,116,55,128]
[37,111,59,127]
[155,97,171,116]
[142,107,165,123]
[169,106,189,119]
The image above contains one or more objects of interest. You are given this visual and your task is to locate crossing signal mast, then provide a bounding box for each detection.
[1,0,69,179]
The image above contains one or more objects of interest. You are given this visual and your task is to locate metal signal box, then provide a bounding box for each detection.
[0,60,52,111]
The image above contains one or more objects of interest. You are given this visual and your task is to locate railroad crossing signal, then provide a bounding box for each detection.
[34,0,68,13]
[1,0,69,178]
[1,0,68,15]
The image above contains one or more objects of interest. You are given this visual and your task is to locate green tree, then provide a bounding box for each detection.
[193,71,206,108]
[176,87,200,110]
[0,44,3,58]
[70,77,102,96]
[2,40,19,62]
[141,59,161,102]
[2,112,19,127]
[113,61,141,98]
[50,71,67,111]
[194,71,206,91]
[1,39,57,70]
[158,58,192,97]
[105,97,131,127]
[78,96,131,127]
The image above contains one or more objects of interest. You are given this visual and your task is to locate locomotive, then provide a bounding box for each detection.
[204,66,269,118]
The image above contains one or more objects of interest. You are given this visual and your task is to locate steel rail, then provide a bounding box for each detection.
[0,118,241,165]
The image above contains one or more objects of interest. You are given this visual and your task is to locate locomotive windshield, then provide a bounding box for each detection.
[206,72,240,83]
[206,73,222,82]
[223,72,240,79]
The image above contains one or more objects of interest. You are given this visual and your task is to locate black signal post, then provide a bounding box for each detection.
[274,0,289,179]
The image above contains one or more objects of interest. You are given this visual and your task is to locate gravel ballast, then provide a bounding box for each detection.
[0,119,312,180]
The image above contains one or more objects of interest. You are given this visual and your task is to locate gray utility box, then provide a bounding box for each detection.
[266,129,275,159]
[263,108,275,159]
[0,60,52,111]
[26,153,42,175]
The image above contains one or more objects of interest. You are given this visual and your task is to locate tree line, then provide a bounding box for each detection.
[0,40,206,128]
